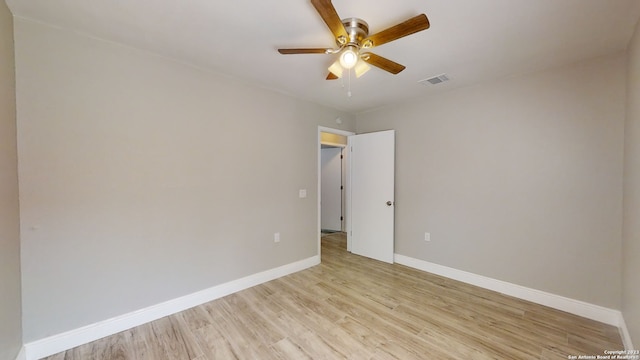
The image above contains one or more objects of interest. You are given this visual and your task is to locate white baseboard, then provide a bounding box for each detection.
[14,346,26,360]
[24,255,320,360]
[618,314,635,350]
[394,254,624,328]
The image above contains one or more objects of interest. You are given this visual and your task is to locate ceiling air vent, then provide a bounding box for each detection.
[419,74,450,85]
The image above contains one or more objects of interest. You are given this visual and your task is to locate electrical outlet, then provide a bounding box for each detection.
[424,232,431,242]
[274,232,281,243]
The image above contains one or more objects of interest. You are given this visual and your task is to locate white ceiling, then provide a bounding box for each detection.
[7,0,640,113]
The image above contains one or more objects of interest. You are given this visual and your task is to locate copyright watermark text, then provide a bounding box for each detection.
[567,350,640,360]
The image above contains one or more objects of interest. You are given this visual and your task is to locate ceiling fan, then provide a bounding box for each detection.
[278,0,430,80]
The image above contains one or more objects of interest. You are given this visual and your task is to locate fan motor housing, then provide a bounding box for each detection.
[339,18,369,46]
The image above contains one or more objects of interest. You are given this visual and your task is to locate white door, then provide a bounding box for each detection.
[349,130,395,263]
[321,147,343,231]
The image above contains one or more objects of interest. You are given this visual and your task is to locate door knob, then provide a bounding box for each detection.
[386,201,393,206]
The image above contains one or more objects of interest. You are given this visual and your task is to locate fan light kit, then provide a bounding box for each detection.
[278,0,430,91]
[340,47,358,69]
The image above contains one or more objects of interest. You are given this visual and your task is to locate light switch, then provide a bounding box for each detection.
[299,189,307,198]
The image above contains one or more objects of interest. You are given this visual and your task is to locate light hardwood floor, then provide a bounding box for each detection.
[44,233,623,359]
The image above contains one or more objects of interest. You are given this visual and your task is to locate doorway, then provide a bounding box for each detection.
[318,127,354,258]
[317,127,396,264]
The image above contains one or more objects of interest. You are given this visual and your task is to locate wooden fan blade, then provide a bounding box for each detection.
[363,14,430,48]
[311,0,348,42]
[362,53,406,74]
[278,48,329,54]
[326,72,339,80]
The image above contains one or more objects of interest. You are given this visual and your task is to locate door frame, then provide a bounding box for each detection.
[318,126,354,259]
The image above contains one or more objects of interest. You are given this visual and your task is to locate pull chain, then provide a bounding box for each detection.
[338,68,353,98]
[347,67,352,98]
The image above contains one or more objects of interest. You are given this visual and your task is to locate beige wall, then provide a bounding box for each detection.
[623,17,640,348]
[14,18,354,341]
[357,53,626,309]
[0,1,22,359]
